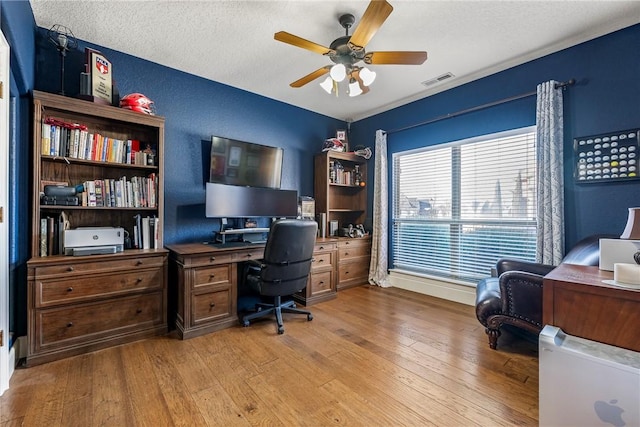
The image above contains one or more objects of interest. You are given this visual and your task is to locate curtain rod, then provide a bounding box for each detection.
[386,78,576,135]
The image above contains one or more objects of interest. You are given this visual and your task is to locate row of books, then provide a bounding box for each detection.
[41,117,156,166]
[133,214,160,250]
[81,174,158,208]
[39,213,68,256]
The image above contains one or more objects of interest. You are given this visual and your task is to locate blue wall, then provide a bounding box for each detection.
[351,23,640,252]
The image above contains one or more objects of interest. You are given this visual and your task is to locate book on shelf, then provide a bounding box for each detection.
[133,214,158,250]
[38,211,69,257]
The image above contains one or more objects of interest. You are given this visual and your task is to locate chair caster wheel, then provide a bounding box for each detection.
[242,320,250,327]
[307,314,313,321]
[277,327,284,334]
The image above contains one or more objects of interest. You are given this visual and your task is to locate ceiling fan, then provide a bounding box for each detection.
[274,0,427,97]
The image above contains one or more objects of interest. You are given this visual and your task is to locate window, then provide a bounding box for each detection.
[392,127,537,283]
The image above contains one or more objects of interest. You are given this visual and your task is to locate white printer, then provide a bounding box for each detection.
[63,227,125,256]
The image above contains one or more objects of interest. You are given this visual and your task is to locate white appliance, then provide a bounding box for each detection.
[63,227,125,255]
[539,325,640,426]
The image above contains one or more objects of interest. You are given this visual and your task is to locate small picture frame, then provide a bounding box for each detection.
[336,129,349,152]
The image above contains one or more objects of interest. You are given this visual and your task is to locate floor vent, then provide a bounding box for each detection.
[421,72,455,87]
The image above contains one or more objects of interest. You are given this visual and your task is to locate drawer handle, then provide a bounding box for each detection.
[136,308,143,314]
[136,261,143,266]
[136,278,143,283]
[67,266,74,272]
[319,281,325,285]
[345,241,350,245]
[209,273,215,278]
[210,256,216,262]
[344,252,349,256]
[318,259,324,263]
[246,254,252,258]
[319,246,325,250]
[210,302,216,308]
[67,322,73,327]
[66,287,73,292]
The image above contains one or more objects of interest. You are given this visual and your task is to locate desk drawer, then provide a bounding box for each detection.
[35,268,163,308]
[314,242,337,253]
[188,253,234,267]
[338,243,371,260]
[338,260,369,284]
[192,287,233,325]
[312,252,334,271]
[309,270,333,295]
[233,249,264,262]
[193,265,232,289]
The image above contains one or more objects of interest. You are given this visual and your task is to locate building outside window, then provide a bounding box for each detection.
[391,126,537,283]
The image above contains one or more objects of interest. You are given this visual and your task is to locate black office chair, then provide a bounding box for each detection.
[241,219,318,334]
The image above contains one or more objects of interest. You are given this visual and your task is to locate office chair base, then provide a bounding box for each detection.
[241,296,313,334]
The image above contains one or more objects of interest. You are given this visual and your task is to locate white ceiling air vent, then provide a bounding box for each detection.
[421,72,455,88]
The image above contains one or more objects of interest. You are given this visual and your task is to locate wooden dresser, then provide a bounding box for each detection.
[543,263,640,352]
[27,251,168,366]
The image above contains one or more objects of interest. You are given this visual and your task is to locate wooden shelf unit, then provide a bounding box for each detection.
[26,91,168,365]
[314,151,368,230]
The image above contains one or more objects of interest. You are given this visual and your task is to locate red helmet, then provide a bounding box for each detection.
[120,93,155,115]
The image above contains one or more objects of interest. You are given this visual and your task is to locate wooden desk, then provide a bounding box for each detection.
[543,264,640,352]
[166,238,338,339]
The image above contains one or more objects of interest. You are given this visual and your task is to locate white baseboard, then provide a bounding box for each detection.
[389,270,476,306]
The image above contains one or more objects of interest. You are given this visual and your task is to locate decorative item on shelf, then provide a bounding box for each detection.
[120,93,155,115]
[322,137,345,153]
[620,207,640,239]
[353,145,372,160]
[78,48,113,105]
[336,129,349,152]
[48,24,78,96]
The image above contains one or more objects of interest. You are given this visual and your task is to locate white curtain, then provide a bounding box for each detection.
[369,130,391,287]
[536,81,565,265]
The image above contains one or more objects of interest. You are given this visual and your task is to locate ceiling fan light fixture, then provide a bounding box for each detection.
[320,76,334,94]
[330,64,347,82]
[348,79,363,97]
[359,67,376,86]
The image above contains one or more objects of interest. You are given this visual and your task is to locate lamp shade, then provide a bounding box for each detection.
[359,67,376,86]
[348,80,362,97]
[319,76,333,94]
[620,207,640,239]
[329,64,346,82]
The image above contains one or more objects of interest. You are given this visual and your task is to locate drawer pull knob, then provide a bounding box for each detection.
[136,261,143,266]
[318,259,324,263]
[67,266,74,272]
[136,309,143,314]
[210,256,216,262]
[246,254,252,258]
[319,281,325,285]
[209,274,215,278]
[67,322,73,327]
[210,302,216,308]
[319,246,324,250]
[66,287,73,292]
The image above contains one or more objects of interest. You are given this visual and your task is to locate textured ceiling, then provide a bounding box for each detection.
[30,0,640,122]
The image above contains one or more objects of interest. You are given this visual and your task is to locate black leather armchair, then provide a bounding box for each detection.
[241,219,318,334]
[475,234,612,349]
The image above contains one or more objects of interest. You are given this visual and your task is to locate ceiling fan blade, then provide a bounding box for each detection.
[274,31,335,56]
[290,67,330,88]
[348,0,394,51]
[364,51,428,65]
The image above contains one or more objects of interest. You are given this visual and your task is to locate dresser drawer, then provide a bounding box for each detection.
[35,268,163,308]
[193,265,232,289]
[311,252,334,271]
[192,287,233,326]
[314,241,337,253]
[33,254,166,279]
[34,292,164,353]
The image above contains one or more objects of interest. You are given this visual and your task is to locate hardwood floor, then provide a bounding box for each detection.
[1,285,539,426]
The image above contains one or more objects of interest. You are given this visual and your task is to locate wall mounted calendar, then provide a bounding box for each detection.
[573,129,639,183]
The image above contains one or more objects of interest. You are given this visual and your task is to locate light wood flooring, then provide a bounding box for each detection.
[1,285,539,426]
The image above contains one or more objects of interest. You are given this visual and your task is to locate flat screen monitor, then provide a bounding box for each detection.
[209,136,283,189]
[205,182,298,218]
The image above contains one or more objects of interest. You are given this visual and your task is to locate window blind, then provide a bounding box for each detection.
[392,127,537,282]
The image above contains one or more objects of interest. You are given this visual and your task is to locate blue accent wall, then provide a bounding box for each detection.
[1,0,36,339]
[351,23,640,252]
